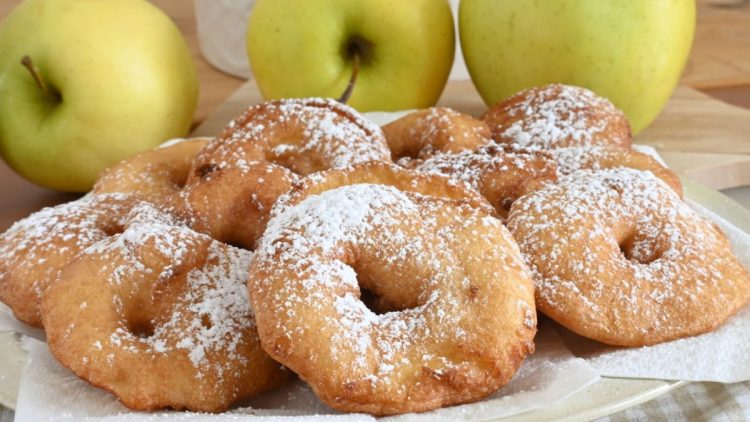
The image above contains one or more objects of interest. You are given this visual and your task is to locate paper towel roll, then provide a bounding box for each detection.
[194,0,255,78]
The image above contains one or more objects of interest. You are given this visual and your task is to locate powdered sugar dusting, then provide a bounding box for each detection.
[548,146,614,175]
[413,143,557,216]
[416,146,553,192]
[508,168,750,343]
[159,244,255,372]
[548,146,640,176]
[0,193,136,312]
[252,182,535,399]
[543,145,681,196]
[215,98,391,175]
[494,84,629,150]
[77,215,257,381]
[398,107,489,161]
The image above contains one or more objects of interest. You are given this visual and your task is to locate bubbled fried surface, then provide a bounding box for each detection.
[415,143,558,219]
[173,98,393,250]
[0,193,141,327]
[42,206,287,412]
[171,161,298,250]
[248,163,536,415]
[198,97,392,177]
[483,84,632,150]
[93,138,211,205]
[547,145,683,197]
[383,107,491,164]
[508,168,750,346]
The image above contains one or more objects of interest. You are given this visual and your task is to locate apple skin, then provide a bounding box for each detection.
[0,0,198,192]
[247,0,455,112]
[460,0,695,134]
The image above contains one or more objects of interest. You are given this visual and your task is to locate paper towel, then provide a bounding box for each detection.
[194,0,254,78]
[0,303,43,341]
[13,321,598,422]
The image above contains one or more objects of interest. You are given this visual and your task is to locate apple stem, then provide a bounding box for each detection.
[337,49,360,104]
[20,55,51,95]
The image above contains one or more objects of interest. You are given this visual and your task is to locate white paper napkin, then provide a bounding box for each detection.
[557,198,750,383]
[13,321,598,422]
[0,303,44,341]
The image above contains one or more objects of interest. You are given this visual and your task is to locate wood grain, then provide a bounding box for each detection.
[683,0,750,89]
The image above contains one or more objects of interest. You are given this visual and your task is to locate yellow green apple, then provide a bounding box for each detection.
[247,0,455,111]
[0,0,199,192]
[459,0,695,134]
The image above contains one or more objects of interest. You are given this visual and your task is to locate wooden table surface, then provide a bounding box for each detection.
[1,0,749,230]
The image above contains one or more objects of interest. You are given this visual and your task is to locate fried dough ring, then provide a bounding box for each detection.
[94,138,211,205]
[483,84,632,150]
[0,193,139,327]
[177,98,391,249]
[196,97,391,176]
[249,162,536,415]
[42,206,287,412]
[382,107,490,164]
[508,168,750,346]
[414,143,558,219]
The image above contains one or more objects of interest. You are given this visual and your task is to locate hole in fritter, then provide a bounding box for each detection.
[128,320,155,339]
[618,234,661,265]
[172,171,190,189]
[264,148,315,177]
[224,233,255,252]
[200,314,213,330]
[195,163,219,179]
[353,262,422,315]
[359,287,388,315]
[494,197,515,220]
[102,223,125,237]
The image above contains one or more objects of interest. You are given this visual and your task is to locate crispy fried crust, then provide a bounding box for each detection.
[414,143,558,219]
[199,97,391,177]
[508,168,750,346]
[548,145,683,197]
[177,98,391,249]
[0,193,139,327]
[249,162,536,415]
[382,107,491,164]
[482,84,632,150]
[42,207,287,412]
[93,138,211,205]
[171,161,297,250]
